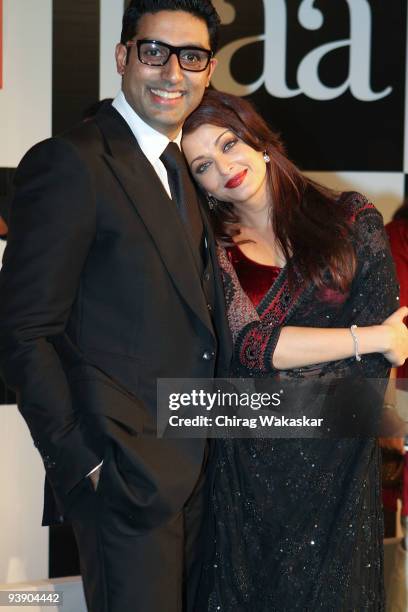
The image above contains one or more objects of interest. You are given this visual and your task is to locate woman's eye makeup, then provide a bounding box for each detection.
[222,138,238,152]
[195,161,212,175]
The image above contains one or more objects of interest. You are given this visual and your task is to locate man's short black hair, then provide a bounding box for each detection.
[121,0,221,52]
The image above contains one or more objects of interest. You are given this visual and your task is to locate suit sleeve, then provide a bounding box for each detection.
[0,137,102,496]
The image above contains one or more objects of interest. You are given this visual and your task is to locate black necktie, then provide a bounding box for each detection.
[160,142,203,255]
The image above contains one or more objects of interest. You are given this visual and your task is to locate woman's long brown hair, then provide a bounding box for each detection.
[183,90,356,292]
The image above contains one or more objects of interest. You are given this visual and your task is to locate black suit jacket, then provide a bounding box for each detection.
[0,105,231,532]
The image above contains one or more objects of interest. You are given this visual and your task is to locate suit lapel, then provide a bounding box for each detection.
[96,106,213,335]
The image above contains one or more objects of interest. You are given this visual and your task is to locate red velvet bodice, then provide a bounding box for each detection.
[225,245,281,307]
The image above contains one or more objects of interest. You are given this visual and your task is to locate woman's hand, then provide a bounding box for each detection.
[381,306,408,366]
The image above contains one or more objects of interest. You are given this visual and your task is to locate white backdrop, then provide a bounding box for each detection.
[306,172,405,225]
[0,0,52,167]
[0,0,52,586]
[99,0,122,99]
[0,407,47,584]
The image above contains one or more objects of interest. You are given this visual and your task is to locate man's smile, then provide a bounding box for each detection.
[149,88,186,103]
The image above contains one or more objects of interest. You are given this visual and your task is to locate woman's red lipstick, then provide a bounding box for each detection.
[225,169,248,189]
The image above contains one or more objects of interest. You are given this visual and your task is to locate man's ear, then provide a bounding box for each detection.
[206,57,218,87]
[115,43,127,76]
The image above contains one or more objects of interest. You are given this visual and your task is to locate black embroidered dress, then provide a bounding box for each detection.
[204,193,399,612]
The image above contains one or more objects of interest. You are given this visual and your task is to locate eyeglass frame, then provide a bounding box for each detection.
[126,39,214,72]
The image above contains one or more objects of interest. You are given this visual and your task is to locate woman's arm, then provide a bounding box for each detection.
[273,306,408,369]
[217,241,408,373]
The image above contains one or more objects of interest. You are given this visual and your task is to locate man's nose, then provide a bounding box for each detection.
[161,53,184,83]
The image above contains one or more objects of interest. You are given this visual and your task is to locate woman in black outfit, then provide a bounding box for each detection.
[182,90,408,611]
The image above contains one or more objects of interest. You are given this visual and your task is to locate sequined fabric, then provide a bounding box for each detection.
[202,193,399,612]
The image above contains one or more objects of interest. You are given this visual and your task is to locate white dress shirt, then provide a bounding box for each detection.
[112,90,182,199]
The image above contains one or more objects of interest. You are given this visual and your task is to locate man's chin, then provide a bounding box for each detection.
[152,110,191,135]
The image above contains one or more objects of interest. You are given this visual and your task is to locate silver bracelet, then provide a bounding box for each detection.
[350,324,362,362]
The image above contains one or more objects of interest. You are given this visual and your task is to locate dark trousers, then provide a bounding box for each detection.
[71,446,210,612]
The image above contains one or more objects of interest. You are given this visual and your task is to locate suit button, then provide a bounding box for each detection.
[207,303,213,312]
[203,272,210,282]
[202,351,215,361]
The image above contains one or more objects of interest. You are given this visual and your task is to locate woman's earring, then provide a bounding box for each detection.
[263,151,271,163]
[207,193,218,210]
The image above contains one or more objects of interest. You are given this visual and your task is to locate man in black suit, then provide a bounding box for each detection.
[0,1,231,610]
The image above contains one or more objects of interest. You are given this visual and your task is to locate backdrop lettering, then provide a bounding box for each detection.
[214,0,391,101]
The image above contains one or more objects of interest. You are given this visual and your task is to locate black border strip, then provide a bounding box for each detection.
[52,0,100,135]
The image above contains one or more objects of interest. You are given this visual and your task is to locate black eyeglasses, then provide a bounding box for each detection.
[126,39,213,72]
